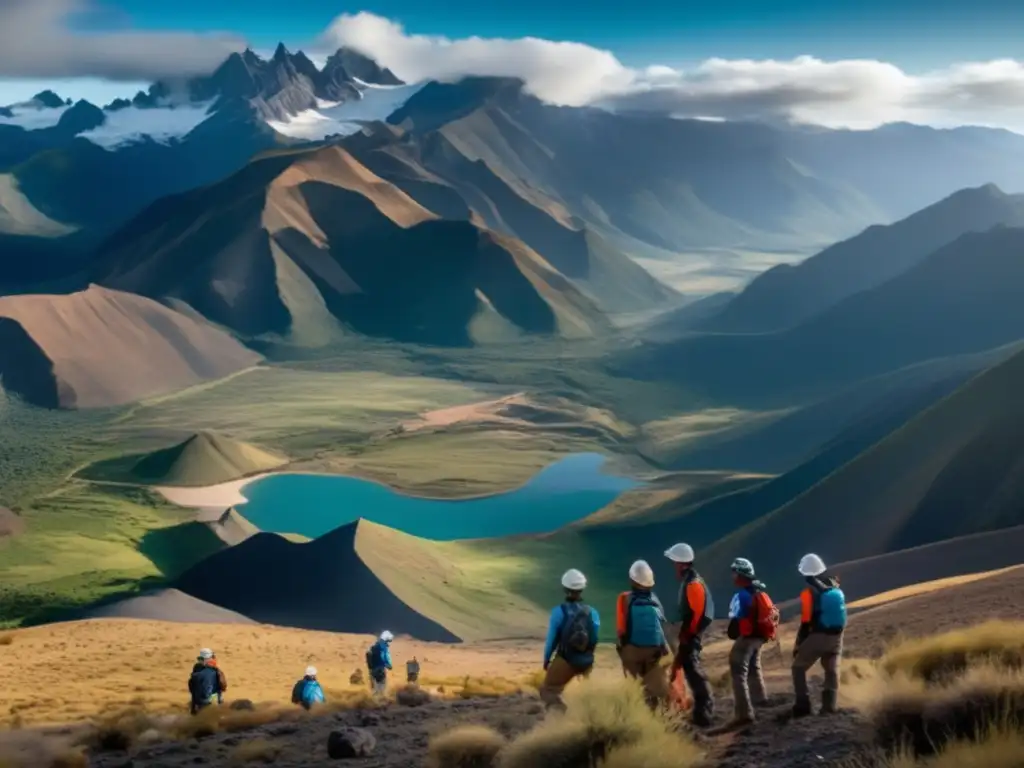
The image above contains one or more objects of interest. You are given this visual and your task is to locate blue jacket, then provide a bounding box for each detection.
[188,665,222,706]
[369,639,393,672]
[291,677,325,708]
[621,589,667,648]
[543,601,601,668]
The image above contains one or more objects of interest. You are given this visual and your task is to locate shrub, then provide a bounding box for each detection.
[880,726,1024,767]
[0,634,13,646]
[870,665,1024,757]
[350,669,365,686]
[497,677,704,768]
[428,725,507,768]
[230,738,281,763]
[396,685,433,707]
[80,707,156,752]
[881,621,1024,683]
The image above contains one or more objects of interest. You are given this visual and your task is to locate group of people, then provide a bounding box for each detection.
[187,630,422,713]
[539,544,847,729]
[187,544,846,729]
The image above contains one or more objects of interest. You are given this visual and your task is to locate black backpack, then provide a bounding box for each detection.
[559,603,595,658]
[189,667,215,705]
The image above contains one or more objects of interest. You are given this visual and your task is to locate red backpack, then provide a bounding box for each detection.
[751,588,780,641]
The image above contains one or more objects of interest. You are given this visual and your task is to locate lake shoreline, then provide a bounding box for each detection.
[155,452,638,513]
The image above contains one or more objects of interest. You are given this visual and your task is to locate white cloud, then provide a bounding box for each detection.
[323,12,633,107]
[0,0,243,81]
[323,12,1024,131]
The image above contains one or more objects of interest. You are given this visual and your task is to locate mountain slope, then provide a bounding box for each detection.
[389,79,886,253]
[0,286,260,408]
[345,125,677,312]
[92,144,608,346]
[704,184,1024,333]
[617,225,1024,405]
[174,521,461,641]
[696,342,1024,601]
[128,432,287,487]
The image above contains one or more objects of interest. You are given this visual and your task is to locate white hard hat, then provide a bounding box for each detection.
[198,648,213,660]
[731,557,755,578]
[305,666,318,677]
[664,543,695,563]
[628,560,655,588]
[380,630,394,642]
[798,553,827,577]
[561,568,587,591]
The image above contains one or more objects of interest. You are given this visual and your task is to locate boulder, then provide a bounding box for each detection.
[327,728,376,759]
[228,699,254,711]
[395,685,432,707]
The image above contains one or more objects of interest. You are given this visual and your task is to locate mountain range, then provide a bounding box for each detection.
[9,50,1024,297]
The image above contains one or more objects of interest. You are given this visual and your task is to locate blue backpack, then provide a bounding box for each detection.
[559,603,597,661]
[301,679,325,707]
[815,584,847,630]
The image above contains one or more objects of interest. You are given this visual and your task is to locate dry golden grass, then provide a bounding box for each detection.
[0,619,541,726]
[497,677,704,768]
[230,738,281,763]
[879,726,1024,767]
[870,664,1024,757]
[427,725,507,768]
[881,621,1024,682]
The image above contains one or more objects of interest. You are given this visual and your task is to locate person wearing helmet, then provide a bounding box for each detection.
[723,558,774,728]
[791,553,847,717]
[291,665,326,710]
[406,656,421,685]
[540,568,601,711]
[366,631,394,696]
[665,543,715,727]
[188,648,227,715]
[615,560,671,708]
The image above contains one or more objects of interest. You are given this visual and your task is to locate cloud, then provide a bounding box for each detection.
[323,12,1024,131]
[323,12,633,107]
[0,0,244,81]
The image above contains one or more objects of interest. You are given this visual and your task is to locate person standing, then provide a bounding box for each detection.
[540,568,600,711]
[723,558,776,728]
[188,648,227,715]
[366,631,394,696]
[791,553,847,717]
[406,656,421,685]
[664,542,716,727]
[616,560,672,708]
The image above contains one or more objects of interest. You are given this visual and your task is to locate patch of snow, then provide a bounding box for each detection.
[78,102,215,149]
[268,81,425,141]
[0,105,69,130]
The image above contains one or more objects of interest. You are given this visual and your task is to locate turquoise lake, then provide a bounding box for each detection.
[237,452,640,540]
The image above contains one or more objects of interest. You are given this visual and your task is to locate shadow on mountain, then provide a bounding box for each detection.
[0,316,62,408]
[175,520,462,642]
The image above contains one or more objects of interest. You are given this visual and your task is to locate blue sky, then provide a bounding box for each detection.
[87,0,1024,69]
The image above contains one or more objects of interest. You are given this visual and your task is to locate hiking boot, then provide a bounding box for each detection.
[791,698,813,718]
[820,690,838,715]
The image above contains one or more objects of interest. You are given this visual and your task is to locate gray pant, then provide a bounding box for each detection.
[793,632,843,703]
[729,637,767,721]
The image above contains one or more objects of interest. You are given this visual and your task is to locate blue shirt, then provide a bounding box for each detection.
[543,602,601,665]
[728,588,754,620]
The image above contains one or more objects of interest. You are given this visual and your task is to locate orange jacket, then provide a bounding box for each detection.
[678,573,712,639]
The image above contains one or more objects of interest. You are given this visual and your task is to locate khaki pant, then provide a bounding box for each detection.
[729,637,767,721]
[540,656,591,711]
[619,645,669,708]
[793,632,843,704]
